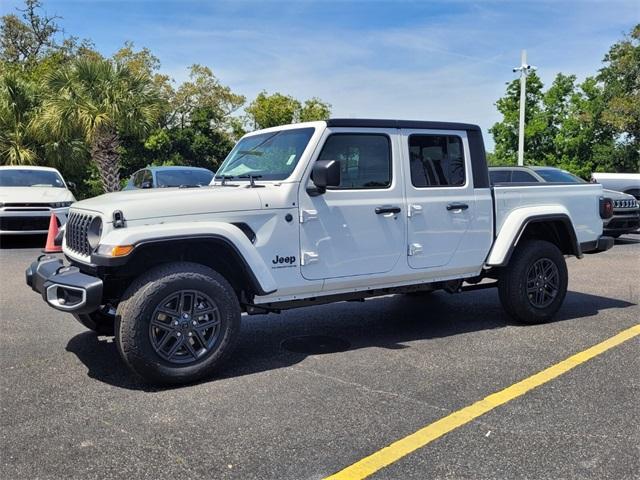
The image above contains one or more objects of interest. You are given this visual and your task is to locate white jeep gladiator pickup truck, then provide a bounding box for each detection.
[26,119,614,384]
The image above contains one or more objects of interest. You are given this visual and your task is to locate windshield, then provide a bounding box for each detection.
[535,168,586,183]
[156,169,214,187]
[0,169,65,188]
[215,127,315,181]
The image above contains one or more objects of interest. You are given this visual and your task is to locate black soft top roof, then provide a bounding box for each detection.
[326,118,481,132]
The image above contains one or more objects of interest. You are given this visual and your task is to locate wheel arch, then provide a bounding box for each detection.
[122,236,275,298]
[94,222,277,300]
[487,213,581,267]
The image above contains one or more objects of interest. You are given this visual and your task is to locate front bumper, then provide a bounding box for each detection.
[603,210,640,235]
[25,255,103,314]
[0,208,68,234]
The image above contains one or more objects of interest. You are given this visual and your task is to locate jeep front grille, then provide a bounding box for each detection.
[65,212,94,256]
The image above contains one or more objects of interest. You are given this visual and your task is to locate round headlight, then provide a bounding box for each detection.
[87,216,103,251]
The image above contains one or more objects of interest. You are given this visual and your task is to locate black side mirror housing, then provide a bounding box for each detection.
[307,160,340,196]
[141,181,153,189]
[67,181,76,190]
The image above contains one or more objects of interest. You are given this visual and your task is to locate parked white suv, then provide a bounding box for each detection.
[591,172,640,200]
[0,166,75,235]
[26,119,614,384]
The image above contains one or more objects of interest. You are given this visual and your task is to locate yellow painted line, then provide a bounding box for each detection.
[325,324,640,480]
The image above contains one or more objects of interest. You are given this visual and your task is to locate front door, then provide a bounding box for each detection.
[402,129,475,268]
[299,128,405,280]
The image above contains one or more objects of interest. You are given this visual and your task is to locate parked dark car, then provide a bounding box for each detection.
[489,166,640,238]
[123,166,214,190]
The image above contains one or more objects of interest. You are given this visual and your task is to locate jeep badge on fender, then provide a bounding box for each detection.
[273,255,296,265]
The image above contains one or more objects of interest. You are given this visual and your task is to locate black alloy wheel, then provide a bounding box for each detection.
[149,290,221,364]
[525,258,560,309]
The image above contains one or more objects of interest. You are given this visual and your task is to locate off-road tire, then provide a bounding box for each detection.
[73,308,115,335]
[498,240,568,324]
[115,262,241,385]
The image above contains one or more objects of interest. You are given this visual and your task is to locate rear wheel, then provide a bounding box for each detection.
[498,240,568,324]
[115,262,241,385]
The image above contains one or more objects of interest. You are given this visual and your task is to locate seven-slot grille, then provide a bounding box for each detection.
[613,199,638,209]
[65,212,94,256]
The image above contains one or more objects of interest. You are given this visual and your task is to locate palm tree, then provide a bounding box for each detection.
[39,57,162,192]
[0,71,39,165]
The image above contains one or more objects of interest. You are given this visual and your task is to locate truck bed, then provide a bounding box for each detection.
[492,183,604,246]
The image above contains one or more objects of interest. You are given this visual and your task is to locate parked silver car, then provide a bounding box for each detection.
[489,166,639,238]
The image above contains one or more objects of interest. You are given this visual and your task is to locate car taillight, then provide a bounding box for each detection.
[600,198,613,219]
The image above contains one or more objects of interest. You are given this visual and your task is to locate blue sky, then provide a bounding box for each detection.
[2,0,638,149]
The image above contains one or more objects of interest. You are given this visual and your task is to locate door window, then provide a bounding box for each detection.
[132,170,145,188]
[317,134,391,189]
[409,135,465,187]
[141,169,153,187]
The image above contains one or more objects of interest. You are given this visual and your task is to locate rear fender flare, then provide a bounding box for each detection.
[486,207,581,267]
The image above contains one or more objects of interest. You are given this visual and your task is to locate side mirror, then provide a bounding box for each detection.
[141,181,153,189]
[67,181,76,190]
[308,160,340,196]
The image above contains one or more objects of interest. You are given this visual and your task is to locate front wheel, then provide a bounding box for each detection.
[115,262,241,385]
[498,240,568,324]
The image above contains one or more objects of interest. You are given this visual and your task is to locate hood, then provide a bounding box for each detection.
[603,189,635,201]
[71,186,263,221]
[0,186,74,204]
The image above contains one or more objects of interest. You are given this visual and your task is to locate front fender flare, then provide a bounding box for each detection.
[92,222,277,295]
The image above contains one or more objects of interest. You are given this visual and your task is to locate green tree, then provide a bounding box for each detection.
[490,25,640,175]
[599,24,640,145]
[0,70,39,164]
[246,92,300,130]
[118,65,244,176]
[170,65,245,129]
[0,0,60,64]
[245,91,331,130]
[39,57,163,192]
[299,97,332,123]
[489,72,546,165]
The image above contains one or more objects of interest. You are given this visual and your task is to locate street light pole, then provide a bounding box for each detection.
[513,50,536,166]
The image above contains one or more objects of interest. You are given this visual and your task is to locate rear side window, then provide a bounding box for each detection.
[318,134,391,189]
[511,170,538,182]
[490,170,511,184]
[409,135,465,187]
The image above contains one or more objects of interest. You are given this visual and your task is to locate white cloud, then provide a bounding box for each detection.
[6,0,635,150]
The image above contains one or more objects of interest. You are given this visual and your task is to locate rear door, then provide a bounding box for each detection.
[402,129,475,268]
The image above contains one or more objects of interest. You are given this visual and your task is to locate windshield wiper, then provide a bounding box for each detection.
[239,174,263,188]
[216,175,235,186]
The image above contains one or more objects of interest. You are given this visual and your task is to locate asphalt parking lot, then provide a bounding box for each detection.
[1,235,639,480]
